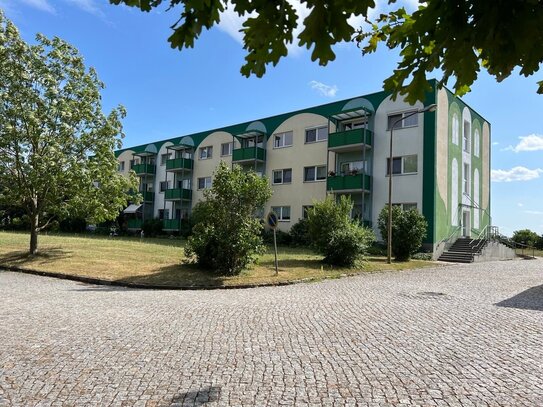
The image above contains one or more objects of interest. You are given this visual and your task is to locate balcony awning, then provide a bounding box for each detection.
[234,129,266,139]
[133,144,158,157]
[329,107,373,121]
[123,204,142,214]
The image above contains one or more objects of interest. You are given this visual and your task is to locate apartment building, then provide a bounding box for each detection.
[116,80,491,255]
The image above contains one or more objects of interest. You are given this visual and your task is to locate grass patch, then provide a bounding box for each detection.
[0,231,437,288]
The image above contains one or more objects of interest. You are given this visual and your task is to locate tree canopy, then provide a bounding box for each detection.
[110,0,543,102]
[0,13,138,254]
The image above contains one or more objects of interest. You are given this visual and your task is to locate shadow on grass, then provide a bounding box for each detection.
[495,284,543,311]
[0,247,70,267]
[258,258,325,269]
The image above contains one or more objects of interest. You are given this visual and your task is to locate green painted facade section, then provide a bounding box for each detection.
[422,81,437,244]
[115,90,390,157]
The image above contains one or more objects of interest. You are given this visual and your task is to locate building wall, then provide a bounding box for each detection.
[371,96,426,239]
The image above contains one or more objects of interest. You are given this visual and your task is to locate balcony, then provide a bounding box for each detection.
[164,188,192,201]
[163,219,182,231]
[140,190,154,202]
[328,128,373,152]
[327,173,371,192]
[127,219,143,229]
[166,157,193,172]
[232,147,266,162]
[132,163,156,176]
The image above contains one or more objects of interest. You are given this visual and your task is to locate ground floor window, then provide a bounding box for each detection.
[197,176,212,190]
[271,206,291,221]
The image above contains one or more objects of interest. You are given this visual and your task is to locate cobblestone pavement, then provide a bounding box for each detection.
[1,259,542,407]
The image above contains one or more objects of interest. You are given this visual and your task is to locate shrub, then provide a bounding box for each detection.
[307,195,374,266]
[512,229,540,248]
[262,229,292,245]
[142,219,163,237]
[377,206,428,261]
[185,163,272,275]
[322,222,375,266]
[289,218,311,247]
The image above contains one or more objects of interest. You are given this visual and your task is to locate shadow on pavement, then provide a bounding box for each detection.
[495,284,543,311]
[171,386,221,406]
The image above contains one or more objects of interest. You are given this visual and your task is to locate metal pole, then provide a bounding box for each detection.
[387,123,394,264]
[273,228,279,276]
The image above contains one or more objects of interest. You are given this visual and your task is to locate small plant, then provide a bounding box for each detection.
[289,218,311,247]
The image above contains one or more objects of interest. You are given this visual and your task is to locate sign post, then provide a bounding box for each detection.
[266,211,279,276]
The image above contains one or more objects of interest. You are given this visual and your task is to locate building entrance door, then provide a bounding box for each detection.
[462,210,471,237]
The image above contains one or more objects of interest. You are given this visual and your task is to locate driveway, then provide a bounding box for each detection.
[1,259,542,406]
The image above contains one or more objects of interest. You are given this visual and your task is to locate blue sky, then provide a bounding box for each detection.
[2,0,543,236]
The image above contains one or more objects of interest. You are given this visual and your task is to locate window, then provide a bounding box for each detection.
[304,165,327,182]
[392,203,418,211]
[386,155,418,175]
[302,205,313,219]
[273,131,293,148]
[199,146,213,160]
[160,181,170,192]
[305,126,328,143]
[178,179,191,189]
[272,168,292,184]
[158,209,169,220]
[241,136,264,148]
[118,161,125,172]
[463,163,470,194]
[343,119,367,131]
[474,129,480,157]
[129,159,135,169]
[387,110,418,130]
[160,153,171,165]
[340,161,366,174]
[463,120,471,152]
[271,206,291,221]
[221,142,232,156]
[198,176,212,190]
[452,113,459,145]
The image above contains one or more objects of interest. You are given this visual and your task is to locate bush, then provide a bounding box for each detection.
[262,229,292,245]
[322,222,375,266]
[512,229,540,248]
[289,218,310,247]
[185,163,272,275]
[377,206,428,261]
[307,195,374,266]
[142,219,163,237]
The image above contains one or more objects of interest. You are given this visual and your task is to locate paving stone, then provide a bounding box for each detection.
[0,259,542,406]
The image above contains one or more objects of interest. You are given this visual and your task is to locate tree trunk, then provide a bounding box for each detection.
[30,212,39,255]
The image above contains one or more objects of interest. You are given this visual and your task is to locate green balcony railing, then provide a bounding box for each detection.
[132,163,156,176]
[328,128,373,149]
[127,219,143,229]
[327,174,371,191]
[141,191,154,202]
[164,188,192,201]
[163,219,181,230]
[232,147,266,162]
[166,157,193,171]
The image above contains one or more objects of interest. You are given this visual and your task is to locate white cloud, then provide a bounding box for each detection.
[64,0,104,18]
[309,80,338,97]
[525,210,543,215]
[491,166,543,183]
[20,0,55,13]
[503,134,543,153]
[492,141,499,146]
[518,203,524,207]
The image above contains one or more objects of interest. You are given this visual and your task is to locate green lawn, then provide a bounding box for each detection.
[0,231,437,288]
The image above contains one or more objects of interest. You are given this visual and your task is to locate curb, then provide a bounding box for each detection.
[0,265,366,291]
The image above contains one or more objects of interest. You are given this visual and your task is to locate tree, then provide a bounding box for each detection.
[377,206,427,261]
[511,229,540,248]
[185,162,272,275]
[110,0,543,102]
[307,195,374,266]
[0,14,138,254]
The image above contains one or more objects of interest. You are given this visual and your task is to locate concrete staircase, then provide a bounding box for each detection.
[438,238,487,263]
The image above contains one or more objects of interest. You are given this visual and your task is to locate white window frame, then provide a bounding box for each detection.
[118,161,125,172]
[199,146,213,160]
[160,153,171,166]
[159,181,171,192]
[342,119,367,131]
[463,120,471,153]
[273,131,293,149]
[303,165,327,182]
[340,161,366,174]
[221,142,232,157]
[272,168,292,185]
[302,205,313,219]
[197,176,212,190]
[387,110,419,130]
[271,206,291,221]
[386,155,418,176]
[304,126,328,144]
